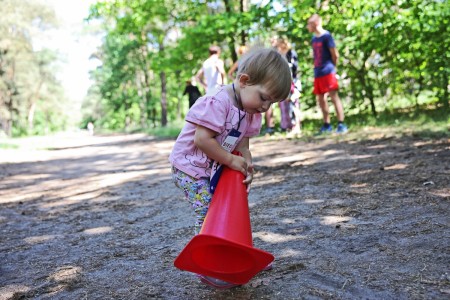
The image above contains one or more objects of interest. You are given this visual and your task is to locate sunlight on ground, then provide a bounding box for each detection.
[83,226,113,235]
[350,183,368,188]
[277,248,304,258]
[254,231,304,243]
[366,144,388,149]
[384,163,408,170]
[24,235,58,245]
[281,218,297,224]
[430,189,450,198]
[320,216,352,225]
[49,266,82,282]
[0,285,30,299]
[40,191,104,209]
[251,176,284,186]
[303,199,325,204]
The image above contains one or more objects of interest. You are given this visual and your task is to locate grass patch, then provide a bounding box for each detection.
[0,142,19,149]
[265,105,449,140]
[146,125,182,138]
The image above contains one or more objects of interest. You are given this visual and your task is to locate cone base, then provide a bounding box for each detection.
[174,234,274,285]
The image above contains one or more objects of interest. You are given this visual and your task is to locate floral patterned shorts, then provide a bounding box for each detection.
[171,166,212,234]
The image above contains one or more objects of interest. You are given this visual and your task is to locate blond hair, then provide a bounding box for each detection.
[277,36,291,50]
[237,48,292,102]
[237,45,248,55]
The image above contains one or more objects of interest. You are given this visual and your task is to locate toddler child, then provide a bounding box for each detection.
[169,47,292,289]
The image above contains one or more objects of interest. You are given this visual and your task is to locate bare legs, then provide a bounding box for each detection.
[317,90,344,123]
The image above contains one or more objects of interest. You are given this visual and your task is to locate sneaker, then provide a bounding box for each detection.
[197,274,240,289]
[318,124,333,134]
[264,127,275,135]
[336,123,348,134]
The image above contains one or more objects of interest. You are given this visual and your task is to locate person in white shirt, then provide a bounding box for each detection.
[196,45,226,95]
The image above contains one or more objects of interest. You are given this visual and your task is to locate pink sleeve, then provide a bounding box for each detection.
[185,96,228,134]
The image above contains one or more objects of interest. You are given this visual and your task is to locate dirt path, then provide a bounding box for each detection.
[1,131,449,299]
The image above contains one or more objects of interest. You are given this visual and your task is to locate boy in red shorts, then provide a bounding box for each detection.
[307,14,348,134]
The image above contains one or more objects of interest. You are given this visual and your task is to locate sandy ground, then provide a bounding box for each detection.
[0,131,449,299]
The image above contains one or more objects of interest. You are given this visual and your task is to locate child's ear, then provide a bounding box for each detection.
[238,74,250,87]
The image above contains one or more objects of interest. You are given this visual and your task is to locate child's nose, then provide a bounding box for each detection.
[262,102,271,111]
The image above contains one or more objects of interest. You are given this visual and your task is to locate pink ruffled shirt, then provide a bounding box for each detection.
[169,87,262,179]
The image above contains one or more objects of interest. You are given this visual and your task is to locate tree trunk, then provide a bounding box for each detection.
[366,80,377,117]
[27,80,43,132]
[439,71,449,110]
[358,68,377,116]
[160,71,167,127]
[175,70,181,120]
[239,0,248,45]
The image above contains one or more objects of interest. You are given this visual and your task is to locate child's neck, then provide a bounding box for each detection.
[228,83,243,110]
[315,27,326,37]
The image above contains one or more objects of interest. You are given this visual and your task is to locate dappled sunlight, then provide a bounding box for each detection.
[281,218,296,224]
[350,183,368,188]
[252,176,284,187]
[96,169,161,187]
[430,189,450,198]
[261,148,374,167]
[7,167,172,209]
[2,173,52,182]
[384,163,408,170]
[277,248,303,258]
[254,231,305,243]
[303,198,325,204]
[40,191,103,209]
[83,226,113,235]
[352,169,374,175]
[49,265,82,283]
[413,140,436,147]
[366,144,388,150]
[24,235,58,245]
[269,152,315,164]
[155,140,175,155]
[320,216,352,226]
[0,285,30,299]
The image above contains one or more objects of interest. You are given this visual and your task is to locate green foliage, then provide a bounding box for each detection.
[0,0,68,137]
[0,0,447,137]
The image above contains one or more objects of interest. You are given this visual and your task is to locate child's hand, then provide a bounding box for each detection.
[229,154,248,176]
[243,164,254,193]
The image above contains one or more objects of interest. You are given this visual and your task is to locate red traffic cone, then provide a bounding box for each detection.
[174,163,274,285]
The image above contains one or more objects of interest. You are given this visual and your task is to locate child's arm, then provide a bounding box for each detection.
[235,137,254,192]
[195,68,207,90]
[227,61,238,80]
[329,47,339,67]
[194,125,247,175]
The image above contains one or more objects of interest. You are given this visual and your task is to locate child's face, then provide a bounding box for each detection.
[239,83,278,114]
[307,20,316,32]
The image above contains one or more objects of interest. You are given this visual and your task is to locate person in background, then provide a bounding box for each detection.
[183,80,201,108]
[169,48,292,289]
[87,122,94,136]
[195,45,226,95]
[307,14,348,134]
[263,37,280,135]
[264,36,301,136]
[276,36,302,136]
[227,45,249,81]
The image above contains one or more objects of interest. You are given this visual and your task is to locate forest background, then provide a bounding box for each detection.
[0,0,448,139]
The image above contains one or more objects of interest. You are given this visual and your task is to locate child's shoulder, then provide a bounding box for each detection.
[190,87,233,112]
[200,87,232,105]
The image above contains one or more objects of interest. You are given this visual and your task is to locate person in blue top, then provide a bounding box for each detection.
[307,14,348,134]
